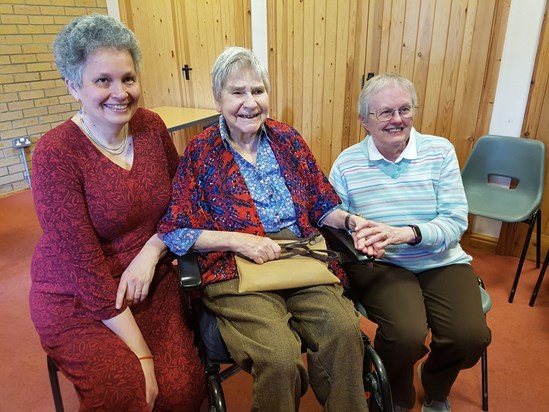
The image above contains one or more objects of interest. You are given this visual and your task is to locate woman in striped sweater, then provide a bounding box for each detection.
[329,73,491,412]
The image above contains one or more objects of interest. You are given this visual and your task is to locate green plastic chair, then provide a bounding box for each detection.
[461,135,546,303]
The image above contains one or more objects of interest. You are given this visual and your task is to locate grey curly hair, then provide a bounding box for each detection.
[53,14,141,88]
[211,46,270,103]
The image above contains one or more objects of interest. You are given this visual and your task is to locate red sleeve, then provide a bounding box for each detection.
[31,123,126,319]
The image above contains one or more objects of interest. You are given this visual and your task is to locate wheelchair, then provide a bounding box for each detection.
[177,226,393,412]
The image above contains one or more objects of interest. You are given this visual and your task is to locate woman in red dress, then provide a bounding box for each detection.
[30,14,205,411]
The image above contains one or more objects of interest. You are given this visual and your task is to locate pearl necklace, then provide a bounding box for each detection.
[79,109,129,155]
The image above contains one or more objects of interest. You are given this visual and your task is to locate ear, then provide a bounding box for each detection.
[65,79,80,101]
[214,99,222,113]
[360,118,371,135]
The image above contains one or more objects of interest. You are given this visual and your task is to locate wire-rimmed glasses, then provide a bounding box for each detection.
[369,104,418,122]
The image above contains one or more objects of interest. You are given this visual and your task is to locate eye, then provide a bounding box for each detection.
[124,76,136,85]
[253,88,264,95]
[399,106,411,115]
[95,77,109,85]
[379,108,393,118]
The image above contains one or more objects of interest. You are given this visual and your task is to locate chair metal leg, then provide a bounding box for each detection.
[536,210,542,268]
[481,348,488,411]
[509,210,539,303]
[47,355,65,412]
[529,247,549,307]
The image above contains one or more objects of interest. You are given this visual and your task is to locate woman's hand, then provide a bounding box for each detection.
[353,219,415,252]
[116,235,167,309]
[139,358,158,411]
[102,308,158,409]
[116,250,157,309]
[234,233,282,264]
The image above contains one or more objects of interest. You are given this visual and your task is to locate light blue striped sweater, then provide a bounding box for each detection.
[329,128,472,273]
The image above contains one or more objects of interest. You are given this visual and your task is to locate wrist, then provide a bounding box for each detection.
[344,213,353,231]
[345,213,359,231]
[407,225,422,246]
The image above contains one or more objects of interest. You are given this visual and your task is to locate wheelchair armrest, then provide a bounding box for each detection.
[177,251,202,290]
[176,251,234,363]
[319,225,374,264]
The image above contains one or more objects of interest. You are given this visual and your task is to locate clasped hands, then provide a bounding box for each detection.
[351,217,412,259]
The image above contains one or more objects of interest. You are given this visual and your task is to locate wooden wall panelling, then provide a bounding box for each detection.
[458,0,513,252]
[411,0,437,133]
[420,1,452,136]
[343,0,369,150]
[364,0,382,83]
[473,0,510,142]
[120,0,184,109]
[173,0,252,109]
[119,0,252,153]
[319,0,338,170]
[449,0,497,165]
[435,0,468,142]
[268,0,368,174]
[268,0,505,175]
[517,2,549,258]
[311,0,327,168]
[291,0,303,132]
[386,0,406,73]
[400,0,421,82]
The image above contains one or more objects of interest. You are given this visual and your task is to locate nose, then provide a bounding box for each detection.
[242,92,257,107]
[111,81,129,99]
[390,109,404,120]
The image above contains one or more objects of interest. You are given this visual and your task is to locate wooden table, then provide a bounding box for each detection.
[149,106,219,133]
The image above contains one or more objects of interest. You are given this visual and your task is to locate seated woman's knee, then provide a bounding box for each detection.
[381,319,428,351]
[255,342,303,378]
[448,324,490,355]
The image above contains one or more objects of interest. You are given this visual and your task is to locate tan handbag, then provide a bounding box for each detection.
[235,234,340,293]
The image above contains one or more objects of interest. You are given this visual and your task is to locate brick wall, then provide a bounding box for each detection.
[0,0,107,196]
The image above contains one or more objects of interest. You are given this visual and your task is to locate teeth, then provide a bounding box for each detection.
[240,114,257,118]
[106,104,127,110]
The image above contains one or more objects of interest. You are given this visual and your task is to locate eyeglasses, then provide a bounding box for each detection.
[369,104,418,122]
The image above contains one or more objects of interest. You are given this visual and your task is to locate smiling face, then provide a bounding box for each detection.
[215,67,269,142]
[67,47,141,135]
[362,86,414,161]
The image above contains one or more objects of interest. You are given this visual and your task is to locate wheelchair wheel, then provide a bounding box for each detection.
[362,334,393,412]
[206,373,226,412]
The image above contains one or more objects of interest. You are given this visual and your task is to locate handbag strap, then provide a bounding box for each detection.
[278,235,339,263]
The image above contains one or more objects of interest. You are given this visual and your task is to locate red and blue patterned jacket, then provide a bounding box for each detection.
[158,118,347,286]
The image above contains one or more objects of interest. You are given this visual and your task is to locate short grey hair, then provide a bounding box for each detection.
[53,14,141,88]
[211,46,270,102]
[358,73,418,121]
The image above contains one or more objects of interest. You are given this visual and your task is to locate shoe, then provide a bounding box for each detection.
[417,362,451,412]
[422,397,451,412]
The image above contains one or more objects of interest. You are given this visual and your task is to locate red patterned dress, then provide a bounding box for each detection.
[30,108,205,411]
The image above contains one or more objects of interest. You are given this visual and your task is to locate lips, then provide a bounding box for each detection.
[104,104,128,111]
[385,127,404,133]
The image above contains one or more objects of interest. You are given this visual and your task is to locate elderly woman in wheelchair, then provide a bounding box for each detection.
[158,47,381,412]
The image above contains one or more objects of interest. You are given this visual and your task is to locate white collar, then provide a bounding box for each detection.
[367,128,418,163]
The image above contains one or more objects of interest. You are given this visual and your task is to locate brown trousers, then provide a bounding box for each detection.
[203,279,369,412]
[345,262,491,409]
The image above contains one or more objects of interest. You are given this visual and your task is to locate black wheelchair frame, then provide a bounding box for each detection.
[177,226,393,412]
